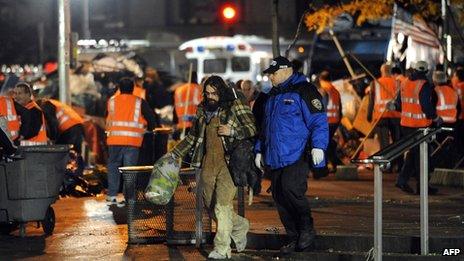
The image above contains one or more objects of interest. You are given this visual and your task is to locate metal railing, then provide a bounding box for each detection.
[351,127,453,261]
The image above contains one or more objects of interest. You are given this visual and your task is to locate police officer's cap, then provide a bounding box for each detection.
[263,56,293,74]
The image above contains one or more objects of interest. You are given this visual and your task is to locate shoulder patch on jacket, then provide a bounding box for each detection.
[294,82,325,113]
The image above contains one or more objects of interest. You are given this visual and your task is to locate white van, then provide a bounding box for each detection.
[179,36,272,83]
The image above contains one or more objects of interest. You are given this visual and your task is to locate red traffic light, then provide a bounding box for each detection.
[220,4,238,23]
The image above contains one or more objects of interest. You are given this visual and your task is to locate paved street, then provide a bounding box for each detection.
[1,171,463,260]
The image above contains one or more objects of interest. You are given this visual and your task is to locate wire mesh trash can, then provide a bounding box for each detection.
[120,166,212,245]
[0,145,70,237]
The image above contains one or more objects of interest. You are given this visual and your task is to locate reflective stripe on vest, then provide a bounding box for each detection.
[401,112,427,119]
[20,140,47,146]
[109,121,145,129]
[435,85,458,123]
[107,130,144,138]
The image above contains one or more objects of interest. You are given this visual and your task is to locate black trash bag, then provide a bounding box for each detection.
[227,139,260,192]
[60,150,103,197]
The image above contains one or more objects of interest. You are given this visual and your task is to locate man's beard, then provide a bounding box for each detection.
[206,99,219,111]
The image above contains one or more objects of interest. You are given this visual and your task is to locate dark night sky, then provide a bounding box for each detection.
[0,0,309,65]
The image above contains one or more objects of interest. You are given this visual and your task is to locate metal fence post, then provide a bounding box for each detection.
[420,138,429,255]
[195,168,203,248]
[374,164,383,261]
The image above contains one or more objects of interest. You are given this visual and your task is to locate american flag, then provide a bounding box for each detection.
[392,6,440,48]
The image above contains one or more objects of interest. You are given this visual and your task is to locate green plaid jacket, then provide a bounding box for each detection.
[171,99,257,167]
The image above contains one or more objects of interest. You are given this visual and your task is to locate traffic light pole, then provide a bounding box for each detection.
[271,0,280,57]
[58,0,71,104]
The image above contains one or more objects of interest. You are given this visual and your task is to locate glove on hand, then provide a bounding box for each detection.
[311,148,325,166]
[255,153,264,171]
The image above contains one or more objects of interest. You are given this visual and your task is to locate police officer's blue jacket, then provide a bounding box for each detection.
[255,73,329,170]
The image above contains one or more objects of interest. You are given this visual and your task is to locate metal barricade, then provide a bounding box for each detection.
[351,127,452,261]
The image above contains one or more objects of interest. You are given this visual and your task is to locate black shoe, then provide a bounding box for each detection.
[313,167,328,180]
[297,229,316,251]
[280,241,297,254]
[395,183,415,194]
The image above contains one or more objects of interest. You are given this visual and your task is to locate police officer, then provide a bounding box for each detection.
[255,56,329,253]
[394,61,441,195]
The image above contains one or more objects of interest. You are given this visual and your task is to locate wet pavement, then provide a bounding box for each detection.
[0,171,463,260]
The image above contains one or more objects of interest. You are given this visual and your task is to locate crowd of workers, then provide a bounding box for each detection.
[1,54,464,259]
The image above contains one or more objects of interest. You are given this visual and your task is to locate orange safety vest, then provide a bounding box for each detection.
[48,99,84,133]
[453,81,464,120]
[320,80,341,124]
[435,85,458,123]
[174,83,202,129]
[373,76,401,119]
[115,85,146,100]
[21,101,48,146]
[106,94,147,147]
[400,79,432,128]
[0,96,20,140]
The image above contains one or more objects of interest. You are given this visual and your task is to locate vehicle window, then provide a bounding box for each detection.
[232,56,250,72]
[204,59,227,73]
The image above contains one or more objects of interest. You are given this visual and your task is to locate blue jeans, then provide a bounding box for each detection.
[107,146,139,197]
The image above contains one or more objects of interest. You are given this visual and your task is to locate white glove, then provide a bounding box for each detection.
[311,148,324,166]
[255,153,264,171]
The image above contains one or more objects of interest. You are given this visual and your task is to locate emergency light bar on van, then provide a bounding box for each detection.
[183,44,249,53]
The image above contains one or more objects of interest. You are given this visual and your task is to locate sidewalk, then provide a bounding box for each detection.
[0,170,462,260]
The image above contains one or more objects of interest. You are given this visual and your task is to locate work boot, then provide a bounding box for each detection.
[208,249,231,259]
[297,217,316,251]
[280,240,297,254]
[297,229,316,251]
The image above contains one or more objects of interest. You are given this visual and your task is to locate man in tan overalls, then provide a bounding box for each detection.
[171,75,257,259]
